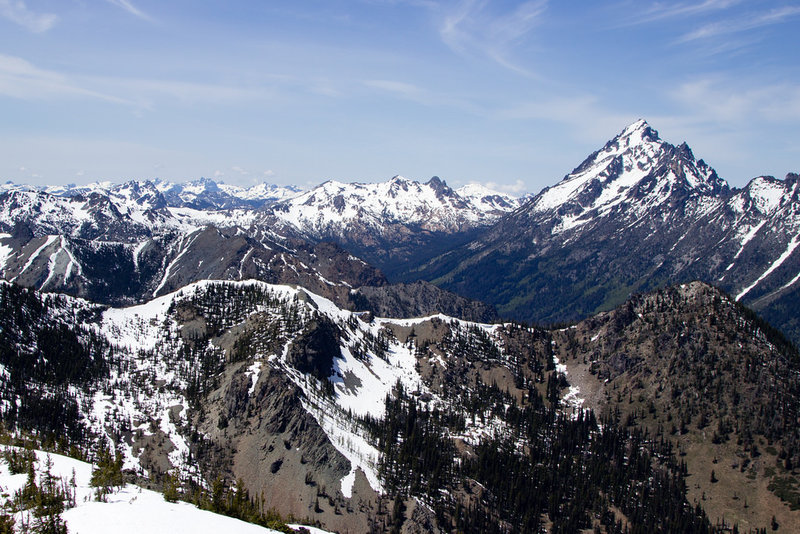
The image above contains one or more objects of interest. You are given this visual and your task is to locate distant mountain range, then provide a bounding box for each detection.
[0,174,507,320]
[0,177,302,210]
[263,175,523,278]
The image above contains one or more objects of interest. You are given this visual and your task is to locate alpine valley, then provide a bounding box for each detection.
[0,120,798,533]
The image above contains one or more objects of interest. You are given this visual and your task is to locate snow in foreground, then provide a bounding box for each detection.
[0,448,329,534]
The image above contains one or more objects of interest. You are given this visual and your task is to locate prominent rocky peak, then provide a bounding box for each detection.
[425,175,453,198]
[615,118,660,146]
[426,175,446,188]
[528,120,729,223]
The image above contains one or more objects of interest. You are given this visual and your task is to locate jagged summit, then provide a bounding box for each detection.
[612,118,659,147]
[528,119,727,229]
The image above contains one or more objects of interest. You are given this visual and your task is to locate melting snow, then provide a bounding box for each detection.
[12,235,58,281]
[0,234,13,270]
[245,361,261,396]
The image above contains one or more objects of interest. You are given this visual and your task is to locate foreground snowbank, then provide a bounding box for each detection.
[0,448,327,534]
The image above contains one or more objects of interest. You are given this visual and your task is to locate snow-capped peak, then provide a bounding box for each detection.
[618,118,654,140]
[528,119,728,228]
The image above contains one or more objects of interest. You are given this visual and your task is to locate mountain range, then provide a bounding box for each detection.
[2,119,797,344]
[0,176,505,321]
[411,120,800,344]
[0,119,798,532]
[1,274,797,532]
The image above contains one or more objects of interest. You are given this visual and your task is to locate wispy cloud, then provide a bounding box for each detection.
[0,0,58,33]
[94,77,268,108]
[437,0,547,75]
[364,79,425,99]
[105,0,153,22]
[670,77,800,122]
[678,6,800,42]
[0,54,131,103]
[497,94,634,141]
[363,1,547,75]
[0,53,279,111]
[362,78,479,112]
[625,0,741,24]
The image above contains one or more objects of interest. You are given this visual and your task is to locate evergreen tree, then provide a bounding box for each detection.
[31,456,68,534]
[89,444,123,501]
[162,471,181,503]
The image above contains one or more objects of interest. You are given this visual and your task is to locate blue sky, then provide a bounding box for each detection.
[0,0,798,194]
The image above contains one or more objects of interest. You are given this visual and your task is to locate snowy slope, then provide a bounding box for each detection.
[0,188,181,241]
[0,447,324,534]
[721,174,800,301]
[93,280,423,494]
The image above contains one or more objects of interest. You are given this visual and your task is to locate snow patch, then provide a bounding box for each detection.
[737,232,800,300]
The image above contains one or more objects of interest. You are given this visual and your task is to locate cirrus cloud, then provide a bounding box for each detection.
[0,0,57,33]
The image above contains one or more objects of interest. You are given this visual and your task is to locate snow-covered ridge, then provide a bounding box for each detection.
[17,278,526,504]
[269,175,521,236]
[1,175,519,242]
[1,177,303,211]
[737,175,791,216]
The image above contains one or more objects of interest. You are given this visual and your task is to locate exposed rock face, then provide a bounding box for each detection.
[286,317,341,381]
[197,363,381,533]
[353,280,498,322]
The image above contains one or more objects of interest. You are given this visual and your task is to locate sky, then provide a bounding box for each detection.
[0,0,798,195]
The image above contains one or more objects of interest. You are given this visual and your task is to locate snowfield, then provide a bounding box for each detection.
[0,448,330,534]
